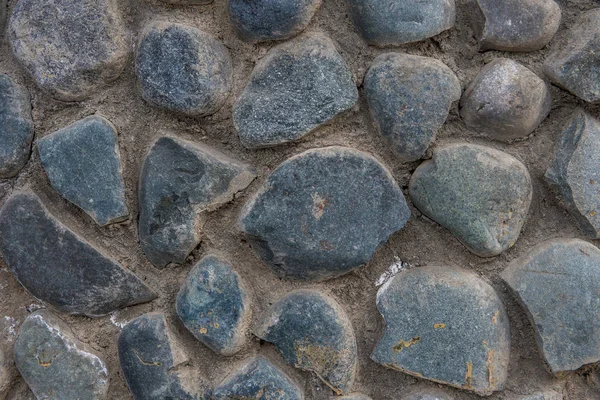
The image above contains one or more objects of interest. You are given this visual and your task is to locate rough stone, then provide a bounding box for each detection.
[0,192,156,317]
[38,116,129,226]
[240,146,410,281]
[371,266,510,396]
[338,394,372,400]
[364,53,461,162]
[402,389,455,400]
[409,144,532,257]
[233,33,358,148]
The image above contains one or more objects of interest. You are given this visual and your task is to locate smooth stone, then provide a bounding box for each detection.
[8,0,128,101]
[460,58,552,141]
[364,53,461,162]
[233,33,358,148]
[371,266,510,395]
[14,310,109,400]
[38,116,129,226]
[240,146,410,281]
[0,192,156,317]
[176,255,251,356]
[338,394,372,400]
[501,239,600,374]
[139,136,255,268]
[256,289,357,395]
[409,144,532,257]
[402,389,455,400]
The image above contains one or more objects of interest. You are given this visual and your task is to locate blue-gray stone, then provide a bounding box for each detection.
[233,33,358,148]
[37,116,129,226]
[176,255,251,356]
[409,144,532,257]
[139,136,255,269]
[256,289,357,395]
[0,192,156,317]
[402,389,454,400]
[136,22,232,116]
[364,53,460,162]
[372,266,510,396]
[338,394,372,400]
[240,146,410,281]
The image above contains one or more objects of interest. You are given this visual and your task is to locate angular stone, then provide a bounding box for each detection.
[402,389,455,400]
[240,146,410,281]
[409,144,532,257]
[139,136,255,268]
[371,266,510,396]
[233,33,358,148]
[460,58,552,141]
[501,239,600,374]
[364,53,461,162]
[38,116,129,226]
[176,255,251,356]
[14,310,109,400]
[338,394,372,400]
[136,22,232,116]
[0,192,156,317]
[9,0,129,101]
[256,289,357,395]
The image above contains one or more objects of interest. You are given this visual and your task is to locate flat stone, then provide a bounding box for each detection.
[139,136,255,268]
[501,238,600,374]
[371,266,510,396]
[38,116,129,226]
[460,58,552,141]
[256,289,357,395]
[233,33,358,148]
[240,146,410,281]
[136,22,232,116]
[8,0,129,101]
[402,389,455,400]
[0,192,156,317]
[364,53,461,162]
[14,310,109,400]
[409,144,532,257]
[176,255,251,356]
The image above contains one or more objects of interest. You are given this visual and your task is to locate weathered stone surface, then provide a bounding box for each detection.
[14,310,109,400]
[256,290,357,395]
[139,136,255,268]
[402,389,455,400]
[8,0,129,101]
[409,144,532,257]
[338,394,372,400]
[501,239,600,374]
[176,255,251,356]
[233,33,358,148]
[0,192,156,317]
[38,116,129,226]
[372,266,510,396]
[460,58,551,141]
[364,53,461,162]
[240,146,410,281]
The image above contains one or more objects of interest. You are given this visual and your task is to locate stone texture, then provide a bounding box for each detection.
[233,33,358,148]
[37,116,129,226]
[372,266,510,396]
[402,389,455,400]
[240,146,410,281]
[338,394,372,400]
[364,53,461,162]
[409,144,532,257]
[0,192,156,317]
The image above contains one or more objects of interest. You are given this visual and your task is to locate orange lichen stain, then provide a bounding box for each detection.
[199,327,208,334]
[492,311,499,324]
[311,193,328,220]
[213,322,220,329]
[482,340,489,346]
[464,361,473,389]
[591,211,597,217]
[487,349,495,389]
[132,349,161,367]
[433,323,446,329]
[591,179,596,185]
[393,336,421,353]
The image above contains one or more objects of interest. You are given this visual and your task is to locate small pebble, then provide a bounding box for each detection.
[402,389,455,400]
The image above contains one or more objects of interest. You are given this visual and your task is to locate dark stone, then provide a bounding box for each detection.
[364,53,460,162]
[233,33,358,148]
[0,192,156,317]
[240,146,410,281]
[402,389,455,400]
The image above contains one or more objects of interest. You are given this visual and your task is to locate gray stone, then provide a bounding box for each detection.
[501,238,600,374]
[460,58,552,141]
[364,53,461,162]
[256,289,357,395]
[409,144,532,257]
[240,146,410,281]
[0,192,156,317]
[402,389,455,400]
[139,136,255,268]
[233,33,358,148]
[14,310,109,400]
[371,266,510,396]
[8,0,129,101]
[337,394,372,400]
[38,116,129,226]
[161,0,212,4]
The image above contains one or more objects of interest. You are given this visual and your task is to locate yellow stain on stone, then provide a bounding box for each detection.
[492,311,499,324]
[393,336,421,353]
[433,323,446,329]
[591,211,597,217]
[213,322,220,328]
[487,349,495,390]
[199,327,208,334]
[464,361,473,388]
